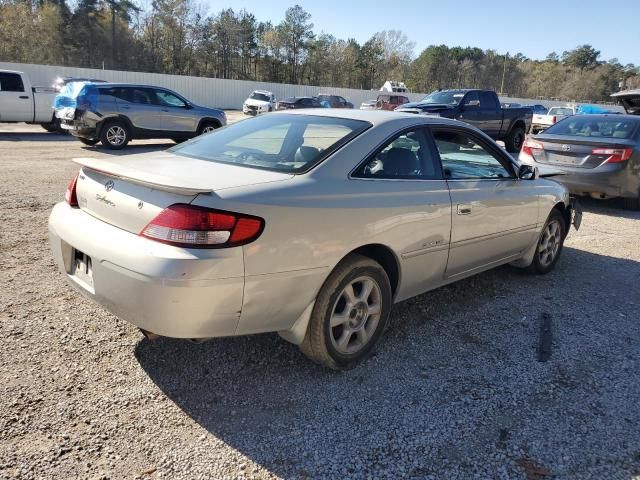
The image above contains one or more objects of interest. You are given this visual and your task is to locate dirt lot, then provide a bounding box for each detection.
[1,121,639,480]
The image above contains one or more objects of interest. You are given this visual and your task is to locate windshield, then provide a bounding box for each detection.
[549,107,574,116]
[170,114,370,173]
[250,92,270,102]
[544,117,638,139]
[420,91,465,105]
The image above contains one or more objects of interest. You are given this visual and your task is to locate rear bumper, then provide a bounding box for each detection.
[537,162,639,199]
[48,203,244,338]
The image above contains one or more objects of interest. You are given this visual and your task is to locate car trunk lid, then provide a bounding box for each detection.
[73,151,293,234]
[531,135,636,169]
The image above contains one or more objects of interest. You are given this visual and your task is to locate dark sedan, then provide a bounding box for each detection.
[519,114,640,210]
[276,97,322,110]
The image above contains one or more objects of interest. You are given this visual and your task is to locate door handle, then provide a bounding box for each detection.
[161,109,169,112]
[121,106,131,109]
[457,204,472,215]
[19,95,29,99]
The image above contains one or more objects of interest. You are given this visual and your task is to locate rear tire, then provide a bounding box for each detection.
[299,255,392,370]
[78,137,99,146]
[505,126,525,153]
[528,209,566,274]
[100,120,129,150]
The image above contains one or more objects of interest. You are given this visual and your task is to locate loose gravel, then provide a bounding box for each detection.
[1,122,639,480]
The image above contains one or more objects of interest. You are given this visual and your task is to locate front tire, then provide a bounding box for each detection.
[505,126,525,153]
[529,209,566,274]
[300,255,392,370]
[198,121,219,136]
[100,120,129,149]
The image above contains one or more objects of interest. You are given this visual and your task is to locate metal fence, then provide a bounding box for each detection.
[0,61,625,112]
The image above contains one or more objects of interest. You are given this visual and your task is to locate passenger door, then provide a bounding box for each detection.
[351,127,452,299]
[431,127,539,278]
[0,72,32,122]
[115,87,164,130]
[154,89,198,133]
[456,91,483,129]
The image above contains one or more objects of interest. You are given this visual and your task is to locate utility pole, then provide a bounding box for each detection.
[500,52,509,95]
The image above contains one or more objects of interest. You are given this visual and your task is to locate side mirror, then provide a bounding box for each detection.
[463,99,480,109]
[518,164,538,180]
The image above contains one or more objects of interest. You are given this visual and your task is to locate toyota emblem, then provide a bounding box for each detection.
[104,180,114,192]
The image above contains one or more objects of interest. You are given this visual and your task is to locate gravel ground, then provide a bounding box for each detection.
[1,121,639,480]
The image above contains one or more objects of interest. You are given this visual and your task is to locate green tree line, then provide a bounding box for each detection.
[1,0,638,102]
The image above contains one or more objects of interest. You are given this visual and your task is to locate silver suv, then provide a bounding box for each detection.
[55,83,227,149]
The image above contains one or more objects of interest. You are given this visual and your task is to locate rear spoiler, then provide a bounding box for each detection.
[72,157,214,195]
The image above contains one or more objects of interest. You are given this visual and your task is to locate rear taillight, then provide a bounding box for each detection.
[522,138,544,156]
[65,172,79,207]
[140,204,264,249]
[591,148,633,163]
[551,116,557,124]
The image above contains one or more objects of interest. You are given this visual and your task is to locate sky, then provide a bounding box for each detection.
[206,0,640,65]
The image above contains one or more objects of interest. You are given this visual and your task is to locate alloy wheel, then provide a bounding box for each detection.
[106,126,126,146]
[329,276,382,355]
[539,219,562,267]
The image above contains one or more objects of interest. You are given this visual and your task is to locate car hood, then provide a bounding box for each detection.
[397,103,456,112]
[611,91,640,115]
[244,98,271,106]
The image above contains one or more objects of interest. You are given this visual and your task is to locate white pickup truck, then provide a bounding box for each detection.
[530,106,577,134]
[0,70,59,132]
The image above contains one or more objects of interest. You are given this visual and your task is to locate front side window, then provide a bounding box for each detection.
[353,128,440,180]
[0,73,24,92]
[156,90,186,108]
[433,129,512,179]
[170,114,370,173]
[462,92,480,108]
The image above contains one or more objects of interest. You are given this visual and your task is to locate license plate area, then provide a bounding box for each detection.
[70,249,94,292]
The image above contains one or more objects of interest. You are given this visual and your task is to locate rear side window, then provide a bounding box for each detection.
[545,117,639,139]
[170,114,370,173]
[0,73,24,92]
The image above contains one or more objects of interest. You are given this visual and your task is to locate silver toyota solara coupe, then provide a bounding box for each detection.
[49,110,581,369]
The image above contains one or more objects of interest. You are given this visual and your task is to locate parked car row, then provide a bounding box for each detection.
[241,90,355,115]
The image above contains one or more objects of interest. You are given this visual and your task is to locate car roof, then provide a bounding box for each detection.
[252,89,273,95]
[270,108,469,127]
[80,83,174,89]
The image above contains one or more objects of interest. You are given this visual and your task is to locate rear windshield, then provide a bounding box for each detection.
[170,114,371,173]
[544,116,639,139]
